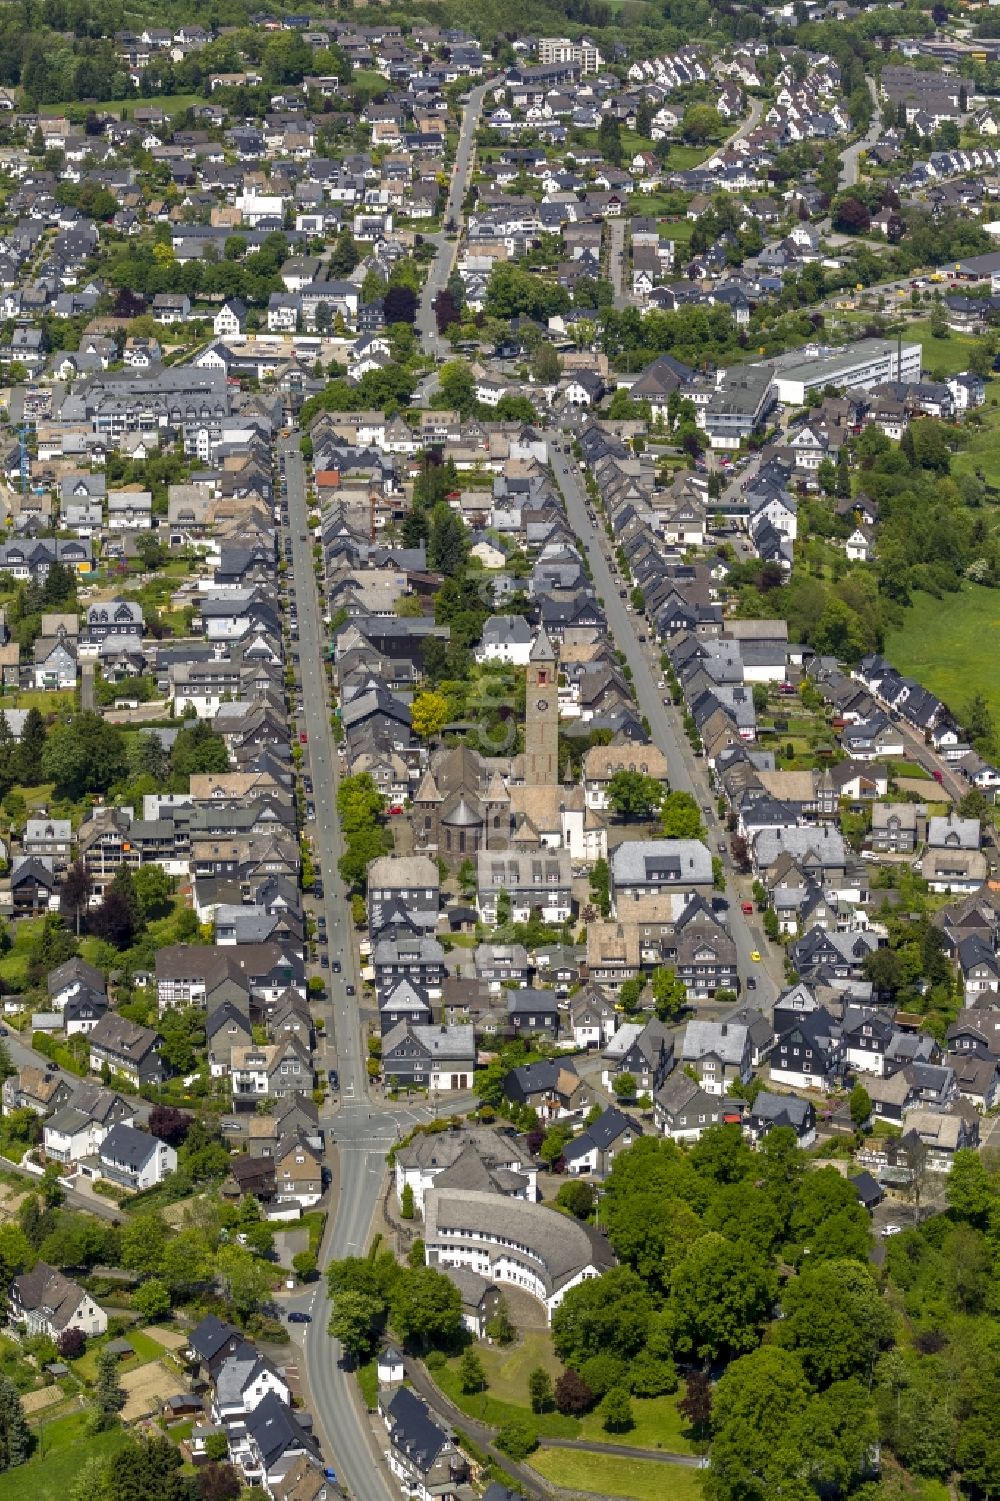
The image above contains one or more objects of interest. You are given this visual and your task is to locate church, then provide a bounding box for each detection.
[412,627,607,871]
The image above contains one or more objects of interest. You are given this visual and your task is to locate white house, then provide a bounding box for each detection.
[214,298,247,338]
[10,1262,107,1338]
[97,1123,176,1191]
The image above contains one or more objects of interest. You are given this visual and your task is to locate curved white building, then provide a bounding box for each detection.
[424,1187,614,1321]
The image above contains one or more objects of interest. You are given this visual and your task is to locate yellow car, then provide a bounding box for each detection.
[750,950,761,962]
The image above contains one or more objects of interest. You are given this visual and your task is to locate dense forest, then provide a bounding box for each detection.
[552,1129,1000,1501]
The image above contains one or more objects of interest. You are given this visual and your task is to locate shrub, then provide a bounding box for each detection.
[600,1386,634,1434]
[554,1368,593,1414]
[495,1418,537,1461]
[56,1327,85,1359]
[580,1352,628,1398]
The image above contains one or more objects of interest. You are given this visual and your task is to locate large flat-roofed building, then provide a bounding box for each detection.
[538,36,601,73]
[772,339,922,405]
[704,363,776,449]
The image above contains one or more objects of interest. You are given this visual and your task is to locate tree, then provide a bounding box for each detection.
[0,1377,28,1472]
[485,1296,514,1345]
[390,1266,462,1349]
[336,773,385,832]
[946,1147,997,1229]
[292,1251,317,1282]
[552,1266,653,1368]
[56,1327,86,1359]
[613,1073,636,1100]
[60,860,92,935]
[651,966,686,1022]
[682,104,722,143]
[329,227,359,276]
[670,1232,777,1362]
[833,194,871,234]
[89,887,135,949]
[606,770,664,822]
[328,1289,383,1362]
[459,1348,486,1395]
[400,1183,415,1220]
[618,977,644,1014]
[148,1105,190,1147]
[41,713,127,798]
[600,1386,633,1433]
[93,1346,126,1430]
[495,1418,537,1460]
[528,1366,553,1413]
[16,708,46,786]
[556,1180,595,1218]
[555,1367,593,1414]
[133,864,172,921]
[132,1278,171,1322]
[198,1462,241,1501]
[776,1258,893,1388]
[849,1081,872,1130]
[532,342,561,383]
[678,1369,712,1440]
[410,691,450,742]
[709,1346,811,1501]
[660,791,704,839]
[217,1245,271,1321]
[120,1213,167,1277]
[203,1433,229,1463]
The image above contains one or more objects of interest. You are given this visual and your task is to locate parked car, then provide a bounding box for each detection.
[328,1069,339,1089]
[288,1311,312,1323]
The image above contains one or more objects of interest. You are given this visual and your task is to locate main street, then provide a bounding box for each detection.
[281,438,402,1501]
[417,83,488,358]
[548,438,783,1012]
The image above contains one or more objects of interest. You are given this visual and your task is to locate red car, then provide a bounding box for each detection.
[741,901,754,915]
[299,731,308,744]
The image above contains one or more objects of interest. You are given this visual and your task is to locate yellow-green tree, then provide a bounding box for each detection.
[410,691,450,741]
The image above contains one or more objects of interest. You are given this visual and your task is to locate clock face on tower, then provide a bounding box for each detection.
[536,698,549,711]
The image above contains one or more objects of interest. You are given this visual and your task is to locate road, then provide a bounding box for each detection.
[609,218,627,310]
[727,94,763,146]
[548,439,783,1011]
[838,78,881,191]
[281,438,403,1501]
[416,83,488,358]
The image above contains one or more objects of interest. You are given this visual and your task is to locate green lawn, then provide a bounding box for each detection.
[71,1328,165,1384]
[954,400,1000,488]
[885,582,1000,725]
[435,1339,693,1454]
[906,317,982,378]
[529,1448,705,1501]
[0,1409,130,1501]
[356,1357,378,1410]
[578,1394,695,1455]
[41,94,201,117]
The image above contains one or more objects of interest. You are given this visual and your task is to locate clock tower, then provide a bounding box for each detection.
[525,626,559,786]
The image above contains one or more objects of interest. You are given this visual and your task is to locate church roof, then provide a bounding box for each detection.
[529,625,556,663]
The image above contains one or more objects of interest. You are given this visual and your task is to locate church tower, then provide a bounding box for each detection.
[525,626,559,786]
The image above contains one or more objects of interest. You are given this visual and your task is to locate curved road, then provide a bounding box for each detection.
[838,78,881,191]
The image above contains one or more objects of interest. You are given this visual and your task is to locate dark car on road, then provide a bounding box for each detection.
[288,1311,312,1324]
[328,1069,339,1089]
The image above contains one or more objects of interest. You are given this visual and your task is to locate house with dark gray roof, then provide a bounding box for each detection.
[746,1090,816,1146]
[10,1261,107,1338]
[380,1386,466,1501]
[562,1106,642,1178]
